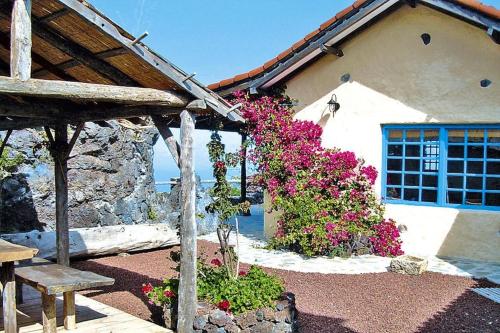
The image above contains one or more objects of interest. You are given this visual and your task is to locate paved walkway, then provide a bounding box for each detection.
[199,206,500,284]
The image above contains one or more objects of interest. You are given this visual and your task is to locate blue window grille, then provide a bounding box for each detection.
[382,125,500,211]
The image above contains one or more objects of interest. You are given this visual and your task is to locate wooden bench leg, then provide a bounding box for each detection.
[63,291,76,330]
[1,262,17,333]
[41,293,57,333]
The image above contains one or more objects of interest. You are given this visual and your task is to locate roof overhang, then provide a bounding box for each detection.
[214,0,500,96]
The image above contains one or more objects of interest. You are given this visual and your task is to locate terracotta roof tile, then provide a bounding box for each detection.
[336,5,355,19]
[248,66,265,77]
[277,47,293,61]
[319,17,337,30]
[456,0,500,19]
[219,78,235,87]
[304,29,321,41]
[263,58,278,70]
[207,82,220,90]
[234,73,250,82]
[292,38,307,51]
[353,0,369,9]
[210,0,499,91]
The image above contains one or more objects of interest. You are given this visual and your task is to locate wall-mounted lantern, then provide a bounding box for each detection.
[327,94,340,116]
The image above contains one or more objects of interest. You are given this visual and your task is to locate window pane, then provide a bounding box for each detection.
[487,146,500,159]
[447,191,463,204]
[486,177,500,190]
[388,145,403,156]
[448,130,465,143]
[386,173,402,186]
[405,159,420,172]
[486,161,500,175]
[386,187,401,200]
[388,130,403,142]
[423,144,439,158]
[423,130,439,142]
[467,161,483,174]
[448,146,464,158]
[448,160,464,173]
[467,129,484,143]
[487,129,500,143]
[388,159,402,171]
[467,145,484,159]
[465,192,482,205]
[423,159,439,172]
[485,193,500,207]
[423,175,438,187]
[406,145,420,157]
[406,130,420,142]
[466,176,483,190]
[422,190,437,203]
[404,189,419,201]
[448,176,463,189]
[404,174,420,187]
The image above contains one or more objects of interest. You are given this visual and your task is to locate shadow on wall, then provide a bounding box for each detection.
[0,173,45,233]
[437,209,500,263]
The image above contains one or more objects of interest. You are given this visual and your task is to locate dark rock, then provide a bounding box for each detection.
[224,322,240,333]
[0,123,186,233]
[209,309,231,327]
[276,300,288,311]
[235,312,258,328]
[272,322,292,333]
[250,321,273,333]
[255,310,264,321]
[203,323,220,333]
[194,315,208,330]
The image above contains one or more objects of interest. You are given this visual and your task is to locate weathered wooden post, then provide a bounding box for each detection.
[2,1,31,332]
[54,123,70,267]
[177,110,197,333]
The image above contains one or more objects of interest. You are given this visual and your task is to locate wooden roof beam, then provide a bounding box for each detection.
[0,76,190,105]
[39,8,69,23]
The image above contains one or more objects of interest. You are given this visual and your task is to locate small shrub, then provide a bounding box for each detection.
[143,260,284,316]
[147,206,158,221]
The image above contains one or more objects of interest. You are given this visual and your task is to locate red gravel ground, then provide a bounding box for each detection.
[72,240,500,333]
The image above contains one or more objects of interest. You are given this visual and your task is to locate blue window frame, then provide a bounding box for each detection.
[382,125,500,211]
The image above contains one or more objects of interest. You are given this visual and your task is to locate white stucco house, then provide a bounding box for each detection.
[210,0,500,262]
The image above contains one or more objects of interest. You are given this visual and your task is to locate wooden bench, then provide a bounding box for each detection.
[15,263,114,332]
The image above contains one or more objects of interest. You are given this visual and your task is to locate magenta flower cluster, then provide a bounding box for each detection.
[233,91,403,257]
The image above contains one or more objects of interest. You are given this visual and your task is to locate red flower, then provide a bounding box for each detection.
[210,258,222,267]
[141,283,153,294]
[163,290,175,298]
[218,300,231,312]
[238,270,247,276]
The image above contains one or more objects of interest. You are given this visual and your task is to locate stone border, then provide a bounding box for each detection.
[163,292,297,332]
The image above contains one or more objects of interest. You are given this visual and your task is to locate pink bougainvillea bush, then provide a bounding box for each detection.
[233,91,403,257]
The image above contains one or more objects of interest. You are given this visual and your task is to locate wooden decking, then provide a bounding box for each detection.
[0,286,171,333]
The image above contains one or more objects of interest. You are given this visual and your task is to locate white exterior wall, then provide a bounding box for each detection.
[269,5,500,262]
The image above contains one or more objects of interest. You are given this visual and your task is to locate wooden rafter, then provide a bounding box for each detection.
[32,47,128,78]
[0,76,190,105]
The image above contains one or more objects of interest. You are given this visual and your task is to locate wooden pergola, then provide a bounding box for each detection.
[0,0,243,332]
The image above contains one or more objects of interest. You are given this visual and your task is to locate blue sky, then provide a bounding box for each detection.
[87,0,500,183]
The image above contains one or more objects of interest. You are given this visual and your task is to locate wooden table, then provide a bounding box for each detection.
[0,239,38,333]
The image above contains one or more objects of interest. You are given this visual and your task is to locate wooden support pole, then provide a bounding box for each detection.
[41,293,56,333]
[240,133,250,215]
[54,123,70,266]
[177,110,196,333]
[1,262,17,333]
[152,115,181,168]
[10,0,31,81]
[63,291,76,330]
